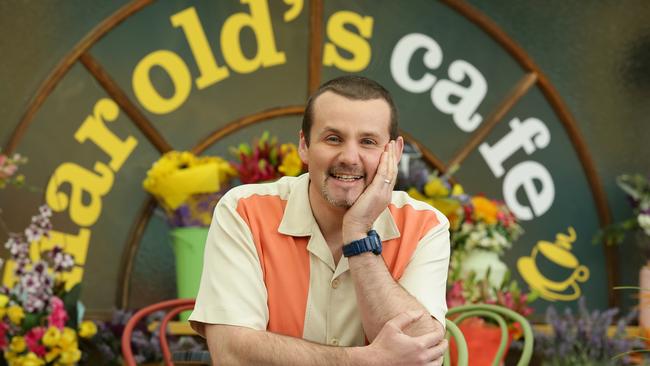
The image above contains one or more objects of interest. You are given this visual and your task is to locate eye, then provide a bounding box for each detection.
[361,138,377,145]
[325,135,342,144]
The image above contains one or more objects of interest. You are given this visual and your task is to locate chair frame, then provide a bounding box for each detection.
[121,298,197,366]
[444,303,534,366]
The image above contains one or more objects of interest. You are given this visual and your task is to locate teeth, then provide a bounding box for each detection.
[332,174,362,181]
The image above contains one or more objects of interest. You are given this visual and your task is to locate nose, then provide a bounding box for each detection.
[337,141,362,167]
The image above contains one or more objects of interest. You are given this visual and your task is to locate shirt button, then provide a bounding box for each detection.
[331,338,339,346]
[331,278,340,289]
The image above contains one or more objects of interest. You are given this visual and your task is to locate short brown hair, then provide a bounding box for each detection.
[302,76,399,145]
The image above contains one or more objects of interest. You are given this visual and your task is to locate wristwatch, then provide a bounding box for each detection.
[342,230,382,257]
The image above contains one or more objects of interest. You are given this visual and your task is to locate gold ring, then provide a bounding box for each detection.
[384,179,391,184]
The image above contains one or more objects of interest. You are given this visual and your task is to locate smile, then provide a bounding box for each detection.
[330,173,363,182]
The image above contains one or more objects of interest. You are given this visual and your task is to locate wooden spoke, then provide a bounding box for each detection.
[308,0,324,95]
[400,129,448,174]
[447,72,537,169]
[80,52,172,153]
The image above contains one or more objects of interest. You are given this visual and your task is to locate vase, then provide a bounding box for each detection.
[640,261,650,341]
[170,227,209,320]
[460,250,507,287]
[449,317,513,366]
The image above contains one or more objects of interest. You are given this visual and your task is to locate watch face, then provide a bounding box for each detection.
[1,0,614,316]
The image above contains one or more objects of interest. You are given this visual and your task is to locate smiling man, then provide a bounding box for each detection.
[189,76,450,365]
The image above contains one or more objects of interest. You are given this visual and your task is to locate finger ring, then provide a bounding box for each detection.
[384,179,391,184]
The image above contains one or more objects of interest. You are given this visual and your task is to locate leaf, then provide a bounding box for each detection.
[21,312,43,332]
[63,284,82,328]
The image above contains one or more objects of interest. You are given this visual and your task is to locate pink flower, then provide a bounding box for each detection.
[47,297,68,329]
[0,322,8,350]
[446,281,466,308]
[25,326,46,357]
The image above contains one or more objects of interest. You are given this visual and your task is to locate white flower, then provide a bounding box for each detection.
[638,214,650,236]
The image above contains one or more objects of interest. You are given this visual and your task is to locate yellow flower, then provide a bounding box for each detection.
[407,188,435,207]
[424,178,449,198]
[78,320,97,338]
[451,183,464,196]
[42,326,61,347]
[7,305,24,325]
[45,348,61,363]
[57,328,77,350]
[278,144,303,177]
[472,196,498,225]
[4,351,17,361]
[431,198,461,218]
[58,347,81,364]
[0,294,9,307]
[9,335,26,353]
[21,352,45,366]
[143,151,235,210]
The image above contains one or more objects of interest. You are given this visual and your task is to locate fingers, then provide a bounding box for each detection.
[374,141,397,188]
[421,339,448,362]
[413,331,440,349]
[387,310,425,332]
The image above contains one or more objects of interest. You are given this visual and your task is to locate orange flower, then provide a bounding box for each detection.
[471,196,498,224]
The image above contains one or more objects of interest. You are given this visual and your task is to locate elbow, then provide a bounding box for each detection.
[205,325,246,366]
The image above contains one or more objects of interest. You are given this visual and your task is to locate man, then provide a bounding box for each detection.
[189,76,450,365]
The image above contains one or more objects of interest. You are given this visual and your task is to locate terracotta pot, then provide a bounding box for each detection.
[449,317,513,366]
[639,260,650,346]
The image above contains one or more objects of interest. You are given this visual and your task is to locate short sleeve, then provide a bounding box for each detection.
[398,215,450,327]
[189,193,269,337]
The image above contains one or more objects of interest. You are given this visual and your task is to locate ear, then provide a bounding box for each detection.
[395,136,405,163]
[298,130,309,164]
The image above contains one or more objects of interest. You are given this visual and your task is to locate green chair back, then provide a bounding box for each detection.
[443,303,534,366]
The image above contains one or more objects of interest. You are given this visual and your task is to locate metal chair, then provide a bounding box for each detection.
[443,303,534,366]
[121,298,203,366]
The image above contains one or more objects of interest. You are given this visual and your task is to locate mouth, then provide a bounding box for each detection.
[329,173,364,182]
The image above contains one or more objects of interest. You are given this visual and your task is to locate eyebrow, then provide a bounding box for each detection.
[318,126,382,140]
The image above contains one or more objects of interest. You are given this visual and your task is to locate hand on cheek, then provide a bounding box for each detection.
[342,141,397,241]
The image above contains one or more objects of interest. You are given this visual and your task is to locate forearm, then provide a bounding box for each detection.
[348,252,440,341]
[205,324,368,366]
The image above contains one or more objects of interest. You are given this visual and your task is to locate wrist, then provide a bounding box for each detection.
[345,346,375,366]
[342,231,368,244]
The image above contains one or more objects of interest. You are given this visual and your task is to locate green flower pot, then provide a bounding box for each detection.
[170,227,208,320]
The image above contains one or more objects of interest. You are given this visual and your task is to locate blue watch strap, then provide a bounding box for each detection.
[342,230,382,257]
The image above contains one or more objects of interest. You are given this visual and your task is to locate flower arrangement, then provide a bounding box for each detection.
[447,271,535,320]
[406,173,523,255]
[596,174,650,252]
[229,131,304,184]
[0,205,98,365]
[142,133,305,227]
[143,151,237,227]
[406,172,523,288]
[0,152,27,189]
[534,297,644,366]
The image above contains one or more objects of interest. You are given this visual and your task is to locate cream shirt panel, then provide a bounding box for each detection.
[301,199,451,346]
[189,188,269,337]
[398,209,451,327]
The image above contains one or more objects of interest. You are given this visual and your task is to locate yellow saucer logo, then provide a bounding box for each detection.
[517,227,590,301]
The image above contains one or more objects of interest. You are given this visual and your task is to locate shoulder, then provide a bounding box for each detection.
[389,190,450,232]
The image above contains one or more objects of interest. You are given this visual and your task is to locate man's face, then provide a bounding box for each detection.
[299,91,402,209]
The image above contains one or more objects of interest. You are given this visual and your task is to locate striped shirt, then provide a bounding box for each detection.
[189,173,450,346]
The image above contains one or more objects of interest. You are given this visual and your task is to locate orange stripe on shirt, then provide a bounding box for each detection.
[383,204,440,280]
[236,194,310,338]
